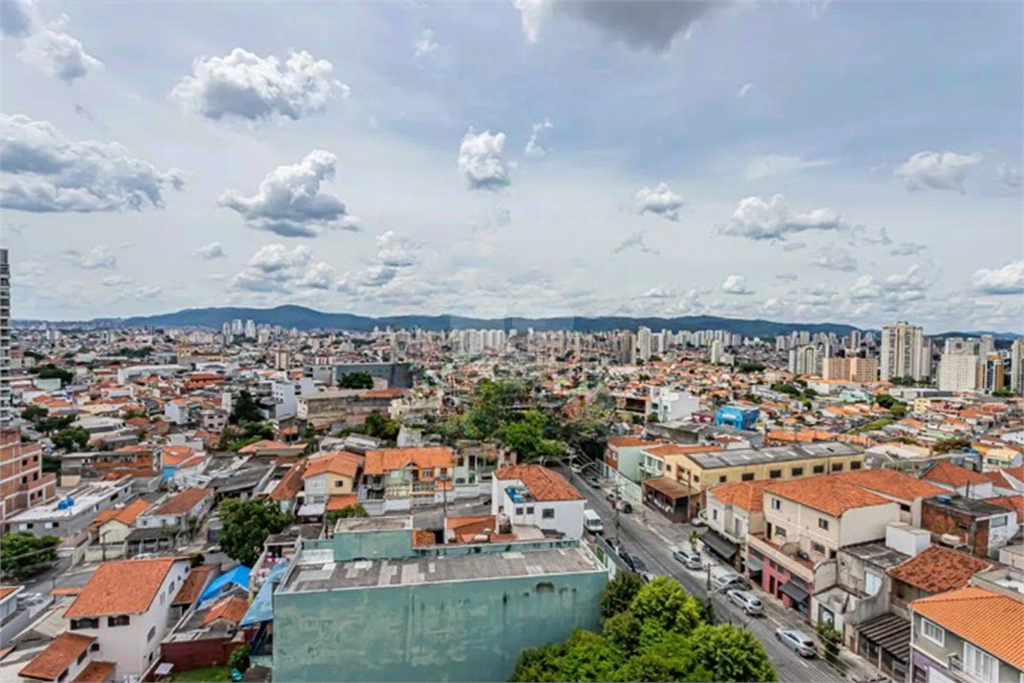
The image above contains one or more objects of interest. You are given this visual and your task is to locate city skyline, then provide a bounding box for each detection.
[1,0,1022,330]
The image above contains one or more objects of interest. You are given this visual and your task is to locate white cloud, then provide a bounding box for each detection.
[849,264,931,305]
[0,114,184,213]
[131,285,162,299]
[889,242,927,257]
[514,0,722,53]
[0,0,36,37]
[810,244,858,272]
[995,165,1022,192]
[170,48,348,122]
[196,242,226,259]
[375,231,418,268]
[612,230,659,256]
[101,275,132,287]
[523,118,553,159]
[231,244,333,293]
[781,241,806,252]
[736,82,752,98]
[719,194,844,241]
[895,151,981,193]
[745,155,833,181]
[414,29,438,57]
[971,260,1024,295]
[457,128,511,190]
[218,150,357,237]
[72,244,116,270]
[639,287,675,299]
[19,25,103,82]
[635,182,685,221]
[722,274,753,295]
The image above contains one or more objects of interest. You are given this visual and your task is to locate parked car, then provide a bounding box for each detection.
[615,543,630,562]
[628,554,648,574]
[713,573,751,593]
[672,548,703,570]
[570,463,584,475]
[726,589,764,616]
[776,628,818,658]
[587,476,602,488]
[690,516,706,527]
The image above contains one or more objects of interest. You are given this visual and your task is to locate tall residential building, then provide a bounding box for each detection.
[943,336,981,356]
[1011,338,1024,395]
[981,353,1004,392]
[979,334,995,356]
[1,429,57,527]
[0,249,9,423]
[937,353,980,392]
[880,321,928,381]
[788,345,818,376]
[635,326,652,362]
[821,356,879,383]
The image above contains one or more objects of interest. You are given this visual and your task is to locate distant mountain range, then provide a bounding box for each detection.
[16,305,1021,339]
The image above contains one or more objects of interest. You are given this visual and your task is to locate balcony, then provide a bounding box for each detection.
[747,533,815,582]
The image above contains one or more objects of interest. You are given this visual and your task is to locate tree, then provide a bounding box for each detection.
[228,642,251,674]
[35,364,74,385]
[816,621,843,667]
[52,427,90,451]
[603,611,643,655]
[933,437,971,454]
[770,383,801,397]
[874,393,897,410]
[0,533,60,579]
[35,415,75,433]
[629,576,702,636]
[229,390,263,424]
[509,642,566,682]
[218,498,292,567]
[364,413,401,441]
[21,405,48,422]
[687,624,778,682]
[338,372,375,389]
[738,362,766,373]
[601,571,646,619]
[497,410,565,463]
[326,504,368,526]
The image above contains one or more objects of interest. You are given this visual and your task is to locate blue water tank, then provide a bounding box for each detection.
[57,497,74,510]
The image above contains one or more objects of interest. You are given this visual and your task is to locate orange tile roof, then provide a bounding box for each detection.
[643,444,723,457]
[0,585,18,601]
[987,495,1024,518]
[18,632,96,681]
[65,558,180,618]
[95,499,152,528]
[412,529,436,547]
[237,440,294,454]
[765,476,892,517]
[326,494,359,511]
[72,661,115,683]
[709,479,773,512]
[161,446,196,466]
[924,461,991,488]
[304,451,362,480]
[364,388,405,398]
[832,469,949,501]
[494,464,584,501]
[202,595,249,626]
[888,545,993,594]
[172,564,217,607]
[269,461,307,502]
[147,488,213,516]
[911,587,1024,669]
[364,447,454,475]
[607,436,649,448]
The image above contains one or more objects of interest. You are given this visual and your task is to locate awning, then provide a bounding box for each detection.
[746,556,764,573]
[700,530,738,561]
[779,581,809,604]
[857,612,911,663]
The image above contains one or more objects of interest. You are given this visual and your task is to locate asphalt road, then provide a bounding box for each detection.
[569,471,848,683]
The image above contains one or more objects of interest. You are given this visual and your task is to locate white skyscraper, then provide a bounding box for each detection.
[880,321,928,381]
[636,326,652,362]
[1011,338,1024,395]
[0,249,11,423]
[709,339,724,364]
[937,354,979,392]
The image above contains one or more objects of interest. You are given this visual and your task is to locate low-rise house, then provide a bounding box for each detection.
[266,460,306,513]
[161,586,247,673]
[170,564,219,622]
[299,451,363,519]
[602,435,653,504]
[491,465,585,539]
[359,446,456,515]
[90,498,152,546]
[4,477,133,539]
[1,429,57,526]
[16,632,113,683]
[909,587,1023,683]
[136,488,214,532]
[746,475,901,621]
[704,479,771,568]
[920,494,1018,559]
[830,468,949,526]
[19,557,191,680]
[887,545,994,619]
[923,461,996,499]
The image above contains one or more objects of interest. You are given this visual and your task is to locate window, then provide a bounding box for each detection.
[774,526,787,539]
[334,479,345,487]
[719,475,727,483]
[77,650,88,664]
[865,571,881,597]
[813,465,825,474]
[542,508,555,519]
[831,463,843,472]
[791,467,803,477]
[850,461,862,470]
[963,643,997,683]
[712,509,718,521]
[108,615,130,627]
[742,473,755,481]
[920,618,944,646]
[693,475,700,483]
[71,618,99,630]
[525,506,534,515]
[769,469,782,479]
[991,515,1008,528]
[771,498,781,510]
[439,468,447,476]
[421,469,432,477]
[515,507,523,515]
[899,503,911,513]
[90,643,99,653]
[58,671,68,683]
[818,518,829,531]
[811,541,826,554]
[147,625,157,642]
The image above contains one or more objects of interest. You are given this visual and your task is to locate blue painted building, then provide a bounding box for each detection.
[714,405,760,431]
[272,517,608,682]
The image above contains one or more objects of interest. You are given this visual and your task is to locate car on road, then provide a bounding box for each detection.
[616,544,630,562]
[726,589,764,616]
[627,554,648,574]
[571,463,584,475]
[587,476,602,488]
[689,516,706,527]
[206,545,222,554]
[672,548,703,570]
[583,509,604,535]
[712,573,751,593]
[775,628,818,658]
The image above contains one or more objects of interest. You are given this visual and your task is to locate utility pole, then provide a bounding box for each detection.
[614,480,622,547]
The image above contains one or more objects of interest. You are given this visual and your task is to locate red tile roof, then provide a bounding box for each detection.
[202,595,249,626]
[18,633,95,681]
[303,451,362,480]
[147,488,213,516]
[269,461,307,502]
[172,564,217,607]
[326,494,359,511]
[986,495,1024,518]
[888,545,993,594]
[93,499,151,528]
[495,465,583,501]
[832,468,949,501]
[607,436,649,448]
[709,479,773,512]
[924,461,991,487]
[72,661,115,683]
[765,476,893,517]
[66,558,181,618]
[643,444,723,457]
[911,587,1024,669]
[364,447,454,475]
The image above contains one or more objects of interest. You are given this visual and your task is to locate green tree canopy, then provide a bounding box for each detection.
[21,405,48,421]
[1,533,61,580]
[218,497,292,567]
[229,390,264,424]
[363,413,401,441]
[601,571,646,620]
[497,410,565,463]
[628,576,702,636]
[35,364,74,385]
[687,623,778,682]
[338,372,375,389]
[52,426,90,451]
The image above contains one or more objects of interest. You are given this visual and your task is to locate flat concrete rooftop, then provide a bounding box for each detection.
[281,545,603,593]
[334,517,413,533]
[689,442,861,469]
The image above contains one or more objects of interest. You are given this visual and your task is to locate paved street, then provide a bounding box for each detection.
[565,468,875,683]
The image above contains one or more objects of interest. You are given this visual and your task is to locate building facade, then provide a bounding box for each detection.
[1,429,57,528]
[880,321,929,382]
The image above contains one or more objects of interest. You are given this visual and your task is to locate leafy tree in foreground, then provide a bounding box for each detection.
[218,497,292,567]
[629,575,702,636]
[229,389,263,424]
[1,533,60,579]
[688,623,778,683]
[601,570,645,619]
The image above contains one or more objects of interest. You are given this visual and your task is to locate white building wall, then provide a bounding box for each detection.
[838,504,901,546]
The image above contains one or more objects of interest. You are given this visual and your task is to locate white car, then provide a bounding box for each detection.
[726,589,763,616]
[672,548,703,570]
[776,628,818,658]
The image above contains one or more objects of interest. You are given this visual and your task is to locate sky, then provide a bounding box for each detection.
[0,0,1021,333]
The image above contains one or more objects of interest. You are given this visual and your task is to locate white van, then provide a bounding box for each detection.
[583,509,604,535]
